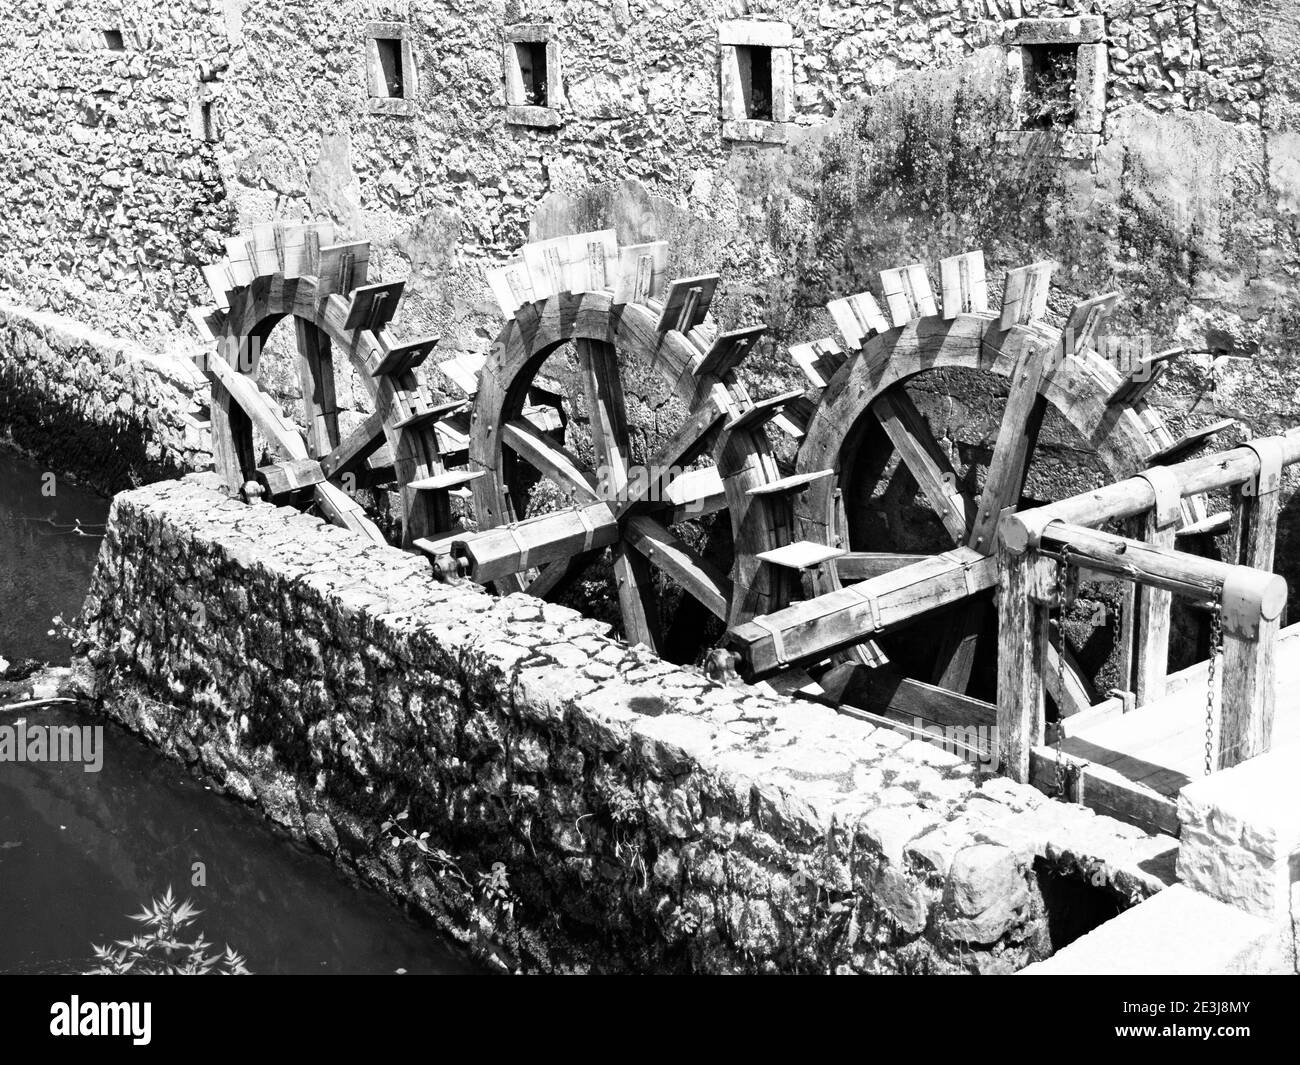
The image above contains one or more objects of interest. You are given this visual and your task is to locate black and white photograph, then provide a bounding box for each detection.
[0,0,1295,1035]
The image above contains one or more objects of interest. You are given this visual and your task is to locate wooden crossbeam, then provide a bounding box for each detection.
[256,457,325,497]
[626,515,731,620]
[696,324,766,379]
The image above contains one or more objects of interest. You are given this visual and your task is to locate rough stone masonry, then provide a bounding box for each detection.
[79,474,1180,973]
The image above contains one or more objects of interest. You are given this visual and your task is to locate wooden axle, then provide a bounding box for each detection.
[726,549,997,677]
[447,503,618,584]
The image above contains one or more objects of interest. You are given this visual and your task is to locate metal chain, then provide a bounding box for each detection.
[1053,546,1073,800]
[1205,583,1224,775]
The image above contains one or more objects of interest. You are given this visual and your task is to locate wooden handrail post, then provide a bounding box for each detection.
[997,548,1048,782]
[1218,614,1279,769]
[1133,508,1174,705]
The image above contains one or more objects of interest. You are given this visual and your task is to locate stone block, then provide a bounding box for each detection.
[1177,742,1300,921]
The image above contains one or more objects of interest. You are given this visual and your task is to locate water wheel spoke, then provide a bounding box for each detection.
[501,417,601,504]
[872,388,971,543]
[967,339,1051,555]
[206,354,307,461]
[625,515,731,620]
[612,545,662,651]
[297,318,339,456]
[613,390,727,518]
[576,338,636,498]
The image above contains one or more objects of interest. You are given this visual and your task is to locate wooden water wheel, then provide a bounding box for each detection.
[727,252,1213,714]
[191,222,472,547]
[418,230,818,655]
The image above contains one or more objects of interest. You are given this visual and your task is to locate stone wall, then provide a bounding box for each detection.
[0,299,209,492]
[79,474,1180,973]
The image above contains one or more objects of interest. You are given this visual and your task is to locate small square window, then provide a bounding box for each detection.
[103,29,125,51]
[1004,17,1107,140]
[504,25,562,128]
[365,23,417,117]
[719,21,794,144]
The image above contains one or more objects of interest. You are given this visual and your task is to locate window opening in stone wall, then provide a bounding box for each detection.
[515,41,548,107]
[1022,44,1077,130]
[736,45,773,121]
[102,29,125,51]
[374,37,405,99]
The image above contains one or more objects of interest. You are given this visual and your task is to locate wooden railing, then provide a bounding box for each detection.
[996,433,1298,783]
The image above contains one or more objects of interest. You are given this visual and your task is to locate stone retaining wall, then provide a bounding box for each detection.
[0,299,208,492]
[79,474,1181,973]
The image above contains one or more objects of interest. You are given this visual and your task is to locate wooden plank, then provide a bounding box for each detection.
[832,552,929,581]
[997,549,1048,783]
[725,388,806,433]
[626,515,731,620]
[1105,346,1182,407]
[313,480,387,546]
[613,241,669,305]
[343,281,405,331]
[1028,745,1178,835]
[502,417,600,503]
[484,257,536,318]
[392,398,468,432]
[817,662,996,728]
[790,337,845,388]
[656,275,719,333]
[438,352,486,396]
[746,468,834,497]
[879,263,937,325]
[827,291,890,349]
[998,261,1055,330]
[1062,291,1120,355]
[872,388,971,542]
[1146,417,1237,466]
[370,335,439,377]
[939,251,989,318]
[756,541,845,571]
[315,240,369,296]
[409,469,486,491]
[1044,641,1095,720]
[1177,511,1231,539]
[696,324,766,379]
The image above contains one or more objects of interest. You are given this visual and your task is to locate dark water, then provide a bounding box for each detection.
[0,447,480,974]
[0,448,110,664]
